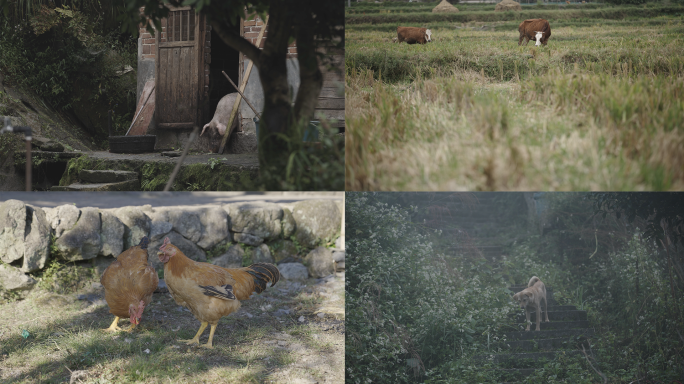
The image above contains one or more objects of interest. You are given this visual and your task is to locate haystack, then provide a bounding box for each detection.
[495,0,522,11]
[432,0,459,13]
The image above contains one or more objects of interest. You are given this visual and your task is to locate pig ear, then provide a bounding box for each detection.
[217,123,227,136]
[200,123,210,136]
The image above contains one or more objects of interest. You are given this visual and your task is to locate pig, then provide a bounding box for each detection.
[201,93,241,147]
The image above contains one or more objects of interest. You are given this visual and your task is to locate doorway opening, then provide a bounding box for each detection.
[208,24,241,124]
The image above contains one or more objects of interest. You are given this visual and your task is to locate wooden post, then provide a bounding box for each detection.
[218,15,269,154]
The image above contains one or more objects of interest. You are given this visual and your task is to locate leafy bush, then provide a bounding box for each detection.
[346,193,516,383]
[0,4,137,142]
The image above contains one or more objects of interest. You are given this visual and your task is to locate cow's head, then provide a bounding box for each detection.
[534,31,544,46]
[425,29,432,42]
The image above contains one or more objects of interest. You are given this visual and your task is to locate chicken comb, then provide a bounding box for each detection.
[138,236,150,250]
[246,263,281,294]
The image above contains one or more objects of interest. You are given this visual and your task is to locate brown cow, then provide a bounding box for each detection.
[395,26,432,44]
[518,19,551,46]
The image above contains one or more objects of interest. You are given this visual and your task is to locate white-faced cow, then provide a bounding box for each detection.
[518,19,551,46]
[395,26,432,44]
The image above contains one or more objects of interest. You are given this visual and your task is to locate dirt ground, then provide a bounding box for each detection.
[0,269,345,383]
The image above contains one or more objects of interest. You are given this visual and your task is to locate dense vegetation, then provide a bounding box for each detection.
[345,1,684,190]
[345,192,684,383]
[0,1,142,145]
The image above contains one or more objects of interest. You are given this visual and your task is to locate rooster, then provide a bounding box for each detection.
[157,236,280,348]
[100,236,159,332]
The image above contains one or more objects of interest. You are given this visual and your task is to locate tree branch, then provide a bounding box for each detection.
[210,19,262,65]
[581,344,607,384]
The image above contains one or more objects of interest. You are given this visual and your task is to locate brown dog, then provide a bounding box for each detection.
[512,276,550,331]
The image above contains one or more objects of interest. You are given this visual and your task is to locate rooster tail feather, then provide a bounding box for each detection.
[138,236,150,250]
[246,263,281,294]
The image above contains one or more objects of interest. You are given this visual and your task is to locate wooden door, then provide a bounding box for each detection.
[156,7,203,129]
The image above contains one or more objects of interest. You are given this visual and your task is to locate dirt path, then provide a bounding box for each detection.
[0,271,345,383]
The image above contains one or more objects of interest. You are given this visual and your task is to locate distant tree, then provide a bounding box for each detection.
[590,192,684,245]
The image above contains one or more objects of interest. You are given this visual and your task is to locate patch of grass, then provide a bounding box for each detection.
[345,18,684,191]
[0,272,344,383]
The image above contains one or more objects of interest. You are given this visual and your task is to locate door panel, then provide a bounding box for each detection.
[156,7,201,129]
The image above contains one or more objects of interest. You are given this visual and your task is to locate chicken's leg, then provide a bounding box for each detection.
[201,323,218,349]
[104,316,122,332]
[125,323,137,333]
[180,321,208,345]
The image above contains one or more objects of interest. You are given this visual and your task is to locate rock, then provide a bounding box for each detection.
[0,199,27,264]
[224,202,283,241]
[278,262,309,280]
[335,236,344,249]
[21,205,50,272]
[113,206,150,249]
[155,279,168,293]
[332,250,345,271]
[149,220,173,241]
[149,207,202,243]
[332,250,345,263]
[148,231,206,269]
[281,208,296,238]
[39,141,65,152]
[253,244,274,263]
[197,207,230,249]
[90,255,114,277]
[234,232,263,246]
[99,211,124,257]
[46,204,80,238]
[55,207,102,261]
[292,200,342,248]
[69,370,89,384]
[0,264,37,294]
[303,247,335,278]
[271,239,299,263]
[211,244,244,268]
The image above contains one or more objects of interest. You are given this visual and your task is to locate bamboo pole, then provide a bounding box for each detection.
[218,15,269,154]
[222,70,261,119]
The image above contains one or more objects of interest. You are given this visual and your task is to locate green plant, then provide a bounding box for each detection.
[206,157,224,170]
[241,244,253,267]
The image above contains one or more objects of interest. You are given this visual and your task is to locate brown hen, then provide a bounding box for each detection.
[100,236,159,332]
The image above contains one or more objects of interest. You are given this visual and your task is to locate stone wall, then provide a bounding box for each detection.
[0,199,344,297]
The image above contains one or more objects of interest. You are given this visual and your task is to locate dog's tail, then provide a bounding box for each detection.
[528,276,541,287]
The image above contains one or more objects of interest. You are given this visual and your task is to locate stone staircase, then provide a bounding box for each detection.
[51,170,140,191]
[475,285,594,383]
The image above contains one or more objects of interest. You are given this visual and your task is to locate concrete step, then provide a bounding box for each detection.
[504,328,594,341]
[514,310,587,323]
[50,179,140,191]
[513,320,590,331]
[79,169,138,183]
[474,350,580,365]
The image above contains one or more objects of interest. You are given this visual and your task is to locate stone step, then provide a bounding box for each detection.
[50,179,140,191]
[504,336,591,351]
[474,350,580,365]
[515,320,590,331]
[504,328,595,341]
[79,169,138,183]
[513,310,587,323]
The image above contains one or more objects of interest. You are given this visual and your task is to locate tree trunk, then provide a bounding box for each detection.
[293,13,323,126]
